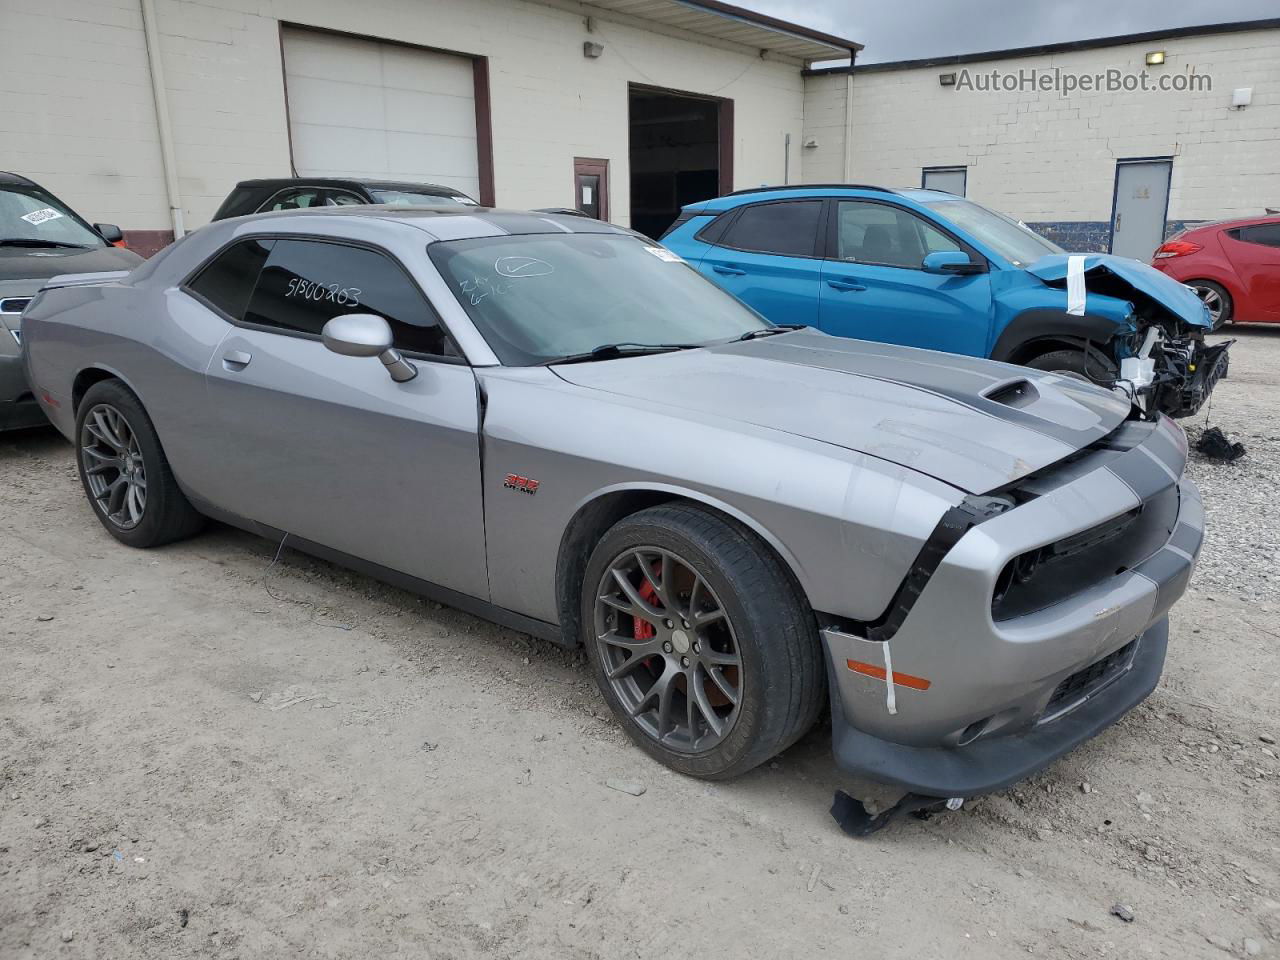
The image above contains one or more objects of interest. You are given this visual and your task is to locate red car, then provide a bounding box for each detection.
[1151,216,1280,328]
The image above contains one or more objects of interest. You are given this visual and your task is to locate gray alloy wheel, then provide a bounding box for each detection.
[1188,281,1232,329]
[593,546,744,752]
[80,403,147,529]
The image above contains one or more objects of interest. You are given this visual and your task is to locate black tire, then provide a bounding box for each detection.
[1188,280,1232,329]
[75,379,204,548]
[1025,348,1116,384]
[581,502,824,779]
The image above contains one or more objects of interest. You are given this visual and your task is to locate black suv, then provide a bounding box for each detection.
[211,178,479,220]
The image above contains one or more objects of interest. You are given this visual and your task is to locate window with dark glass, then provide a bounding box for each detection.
[1237,223,1280,248]
[719,201,822,257]
[242,239,454,357]
[185,237,275,321]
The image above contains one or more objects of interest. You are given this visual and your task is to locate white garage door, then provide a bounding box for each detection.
[281,27,481,199]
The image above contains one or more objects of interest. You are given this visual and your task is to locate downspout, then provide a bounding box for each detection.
[842,50,857,182]
[140,0,184,238]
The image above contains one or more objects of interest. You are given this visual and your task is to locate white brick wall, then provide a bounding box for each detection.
[1,0,806,231]
[801,26,1280,224]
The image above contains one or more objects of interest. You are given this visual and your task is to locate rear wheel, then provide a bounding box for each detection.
[581,503,824,780]
[1187,280,1232,329]
[75,380,204,548]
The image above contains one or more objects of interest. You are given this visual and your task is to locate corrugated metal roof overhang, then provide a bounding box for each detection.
[573,0,860,62]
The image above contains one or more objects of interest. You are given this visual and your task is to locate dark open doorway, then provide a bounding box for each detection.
[628,85,732,239]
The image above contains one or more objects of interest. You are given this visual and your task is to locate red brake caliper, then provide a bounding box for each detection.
[633,567,661,640]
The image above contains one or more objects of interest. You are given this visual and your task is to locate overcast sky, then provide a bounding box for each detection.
[741,1,1278,63]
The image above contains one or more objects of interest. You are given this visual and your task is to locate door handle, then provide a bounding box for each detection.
[826,279,867,292]
[221,349,252,371]
[713,265,746,276]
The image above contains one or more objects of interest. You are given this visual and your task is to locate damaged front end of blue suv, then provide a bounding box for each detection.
[661,186,1229,418]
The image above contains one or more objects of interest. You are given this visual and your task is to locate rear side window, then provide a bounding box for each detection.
[258,187,323,213]
[719,201,822,257]
[1233,223,1280,248]
[186,237,274,320]
[243,238,455,357]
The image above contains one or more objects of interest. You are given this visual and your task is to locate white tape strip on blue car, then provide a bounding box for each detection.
[881,641,898,715]
[1066,255,1087,316]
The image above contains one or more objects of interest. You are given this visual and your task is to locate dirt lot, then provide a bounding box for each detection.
[2,330,1278,959]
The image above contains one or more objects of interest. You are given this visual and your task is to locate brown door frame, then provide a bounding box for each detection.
[573,157,610,221]
[276,23,496,206]
[627,82,734,197]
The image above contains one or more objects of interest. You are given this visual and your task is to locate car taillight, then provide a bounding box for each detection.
[1153,239,1202,259]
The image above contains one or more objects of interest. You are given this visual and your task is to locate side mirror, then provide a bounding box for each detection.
[923,251,984,275]
[321,313,417,382]
[94,223,125,245]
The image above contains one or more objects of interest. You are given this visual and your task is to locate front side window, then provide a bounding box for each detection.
[241,239,455,357]
[919,197,1062,267]
[368,189,479,207]
[836,201,960,269]
[0,183,107,249]
[258,188,323,213]
[186,237,275,320]
[719,201,822,257]
[429,234,770,366]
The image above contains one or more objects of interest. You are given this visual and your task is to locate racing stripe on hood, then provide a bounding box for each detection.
[715,333,1130,451]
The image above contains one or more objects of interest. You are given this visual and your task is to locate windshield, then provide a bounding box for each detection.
[920,197,1062,267]
[430,234,770,365]
[369,189,478,207]
[0,184,105,248]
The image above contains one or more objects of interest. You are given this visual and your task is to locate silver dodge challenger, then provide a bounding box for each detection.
[20,207,1202,825]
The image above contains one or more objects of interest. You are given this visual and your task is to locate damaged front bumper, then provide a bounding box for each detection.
[821,415,1202,798]
[1151,338,1231,419]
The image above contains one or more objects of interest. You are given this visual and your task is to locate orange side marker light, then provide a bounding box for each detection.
[846,659,931,691]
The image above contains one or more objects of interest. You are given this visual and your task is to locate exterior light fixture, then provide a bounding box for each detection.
[1145,50,1165,65]
[938,72,956,86]
[583,41,604,59]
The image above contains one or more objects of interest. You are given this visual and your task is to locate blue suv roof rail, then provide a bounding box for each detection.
[726,184,897,197]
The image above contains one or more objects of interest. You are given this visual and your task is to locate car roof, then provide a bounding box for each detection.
[233,177,468,194]
[0,171,39,187]
[227,205,640,241]
[691,184,967,212]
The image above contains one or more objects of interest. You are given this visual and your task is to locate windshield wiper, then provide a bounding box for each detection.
[734,324,806,342]
[540,342,701,366]
[0,238,90,249]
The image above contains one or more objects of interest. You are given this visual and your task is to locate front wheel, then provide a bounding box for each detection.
[75,379,204,548]
[581,503,824,780]
[1025,348,1117,384]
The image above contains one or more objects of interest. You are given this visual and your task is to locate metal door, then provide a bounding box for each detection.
[1110,160,1172,260]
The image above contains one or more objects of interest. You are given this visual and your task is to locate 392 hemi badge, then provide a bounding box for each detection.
[504,473,540,495]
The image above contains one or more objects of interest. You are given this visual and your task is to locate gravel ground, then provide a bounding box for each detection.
[1,328,1278,959]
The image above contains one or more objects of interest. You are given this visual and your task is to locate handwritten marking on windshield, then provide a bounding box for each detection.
[495,256,554,278]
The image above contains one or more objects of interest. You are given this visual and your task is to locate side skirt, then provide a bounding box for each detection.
[189,499,568,647]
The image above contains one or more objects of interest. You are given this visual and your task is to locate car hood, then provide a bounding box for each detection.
[1024,253,1211,329]
[0,244,141,284]
[551,331,1131,494]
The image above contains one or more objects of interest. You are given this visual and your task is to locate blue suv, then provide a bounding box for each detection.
[661,185,1228,418]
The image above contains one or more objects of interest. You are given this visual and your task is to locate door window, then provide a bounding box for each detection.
[243,239,457,357]
[257,187,323,212]
[836,201,960,269]
[719,201,822,257]
[185,238,275,321]
[324,190,367,207]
